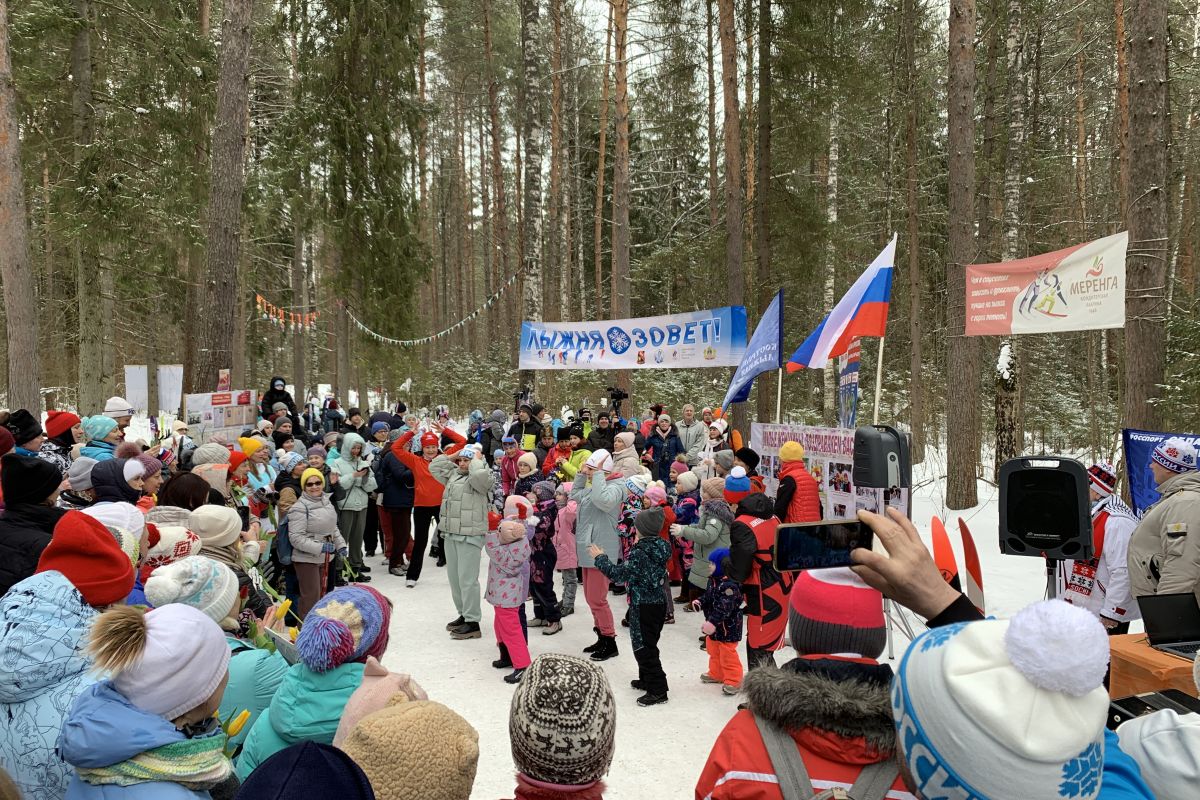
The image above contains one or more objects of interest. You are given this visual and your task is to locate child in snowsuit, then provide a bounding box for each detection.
[527,481,563,634]
[487,502,533,684]
[512,452,540,499]
[672,471,701,603]
[553,483,579,616]
[643,484,678,621]
[590,505,672,707]
[699,548,744,695]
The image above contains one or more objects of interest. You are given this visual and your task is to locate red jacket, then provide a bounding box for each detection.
[392,429,465,507]
[500,450,524,495]
[695,656,915,800]
[774,461,822,523]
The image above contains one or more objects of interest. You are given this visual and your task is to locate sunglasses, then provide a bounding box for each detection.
[304,481,323,488]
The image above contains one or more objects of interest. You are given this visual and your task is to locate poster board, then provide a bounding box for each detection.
[183,390,258,442]
[750,423,907,518]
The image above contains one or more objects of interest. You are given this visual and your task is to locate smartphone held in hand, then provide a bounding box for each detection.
[774,519,875,572]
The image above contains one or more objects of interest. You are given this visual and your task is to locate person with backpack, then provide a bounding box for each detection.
[725,468,794,670]
[695,567,914,800]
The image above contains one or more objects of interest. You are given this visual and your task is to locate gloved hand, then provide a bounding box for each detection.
[321,542,336,554]
[690,599,703,613]
[337,547,349,558]
[700,620,716,636]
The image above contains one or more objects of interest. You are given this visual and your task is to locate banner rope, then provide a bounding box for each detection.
[344,271,519,346]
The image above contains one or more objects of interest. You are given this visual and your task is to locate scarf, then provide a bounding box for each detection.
[77,732,232,790]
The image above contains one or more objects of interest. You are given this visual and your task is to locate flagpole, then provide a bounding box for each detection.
[775,368,783,423]
[872,336,886,425]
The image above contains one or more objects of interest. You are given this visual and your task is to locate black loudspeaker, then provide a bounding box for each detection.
[998,456,1092,561]
[852,425,911,490]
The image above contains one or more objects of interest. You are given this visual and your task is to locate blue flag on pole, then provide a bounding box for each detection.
[721,289,784,409]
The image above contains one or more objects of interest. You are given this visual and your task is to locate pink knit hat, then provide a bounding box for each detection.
[788,567,885,659]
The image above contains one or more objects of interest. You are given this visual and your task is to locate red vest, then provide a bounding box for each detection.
[738,513,792,651]
[777,461,822,523]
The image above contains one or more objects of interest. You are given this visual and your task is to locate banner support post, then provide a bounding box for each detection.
[775,368,783,424]
[872,337,886,425]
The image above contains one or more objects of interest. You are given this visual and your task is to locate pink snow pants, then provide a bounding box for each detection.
[493,606,531,669]
[582,567,615,636]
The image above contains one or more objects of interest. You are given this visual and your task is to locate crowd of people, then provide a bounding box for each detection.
[0,380,1195,799]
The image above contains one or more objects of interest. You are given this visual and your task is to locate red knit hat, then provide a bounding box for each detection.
[45,410,81,439]
[420,432,439,448]
[788,567,885,659]
[227,451,248,473]
[36,510,135,607]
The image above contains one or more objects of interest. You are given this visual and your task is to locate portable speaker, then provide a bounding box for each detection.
[998,456,1092,561]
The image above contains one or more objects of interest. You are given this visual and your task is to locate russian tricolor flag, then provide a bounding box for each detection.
[787,235,896,371]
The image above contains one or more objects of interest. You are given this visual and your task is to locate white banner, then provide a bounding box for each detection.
[123,365,149,415]
[966,231,1128,336]
[518,306,748,370]
[183,390,258,442]
[157,365,184,416]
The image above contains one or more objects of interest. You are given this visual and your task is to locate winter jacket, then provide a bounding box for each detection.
[236,661,367,779]
[695,656,915,800]
[773,461,822,524]
[507,419,544,453]
[375,447,415,509]
[728,492,793,652]
[585,426,616,455]
[676,419,707,466]
[391,429,465,507]
[38,439,74,477]
[261,377,298,420]
[1129,470,1200,599]
[679,499,735,590]
[221,635,289,754]
[481,420,508,468]
[531,499,560,586]
[59,681,223,799]
[701,574,744,643]
[693,440,732,482]
[430,452,495,539]
[500,450,525,495]
[0,503,67,595]
[548,448,591,482]
[79,440,117,462]
[485,529,532,608]
[553,500,579,570]
[0,572,98,799]
[287,491,347,565]
[595,534,670,650]
[329,434,378,512]
[571,473,625,568]
[610,446,644,480]
[644,428,685,483]
[1059,496,1139,622]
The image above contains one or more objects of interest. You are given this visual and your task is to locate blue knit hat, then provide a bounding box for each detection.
[709,547,731,579]
[82,414,118,442]
[297,586,392,672]
[279,452,305,473]
[370,421,390,436]
[723,466,752,503]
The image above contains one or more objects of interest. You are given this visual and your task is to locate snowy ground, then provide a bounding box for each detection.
[375,460,1107,799]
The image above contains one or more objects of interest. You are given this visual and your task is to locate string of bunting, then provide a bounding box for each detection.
[255,293,320,332]
[344,271,519,346]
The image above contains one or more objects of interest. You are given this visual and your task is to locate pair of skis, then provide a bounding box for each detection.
[931,517,986,615]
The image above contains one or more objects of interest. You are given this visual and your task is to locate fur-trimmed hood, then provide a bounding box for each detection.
[701,498,735,525]
[741,657,896,756]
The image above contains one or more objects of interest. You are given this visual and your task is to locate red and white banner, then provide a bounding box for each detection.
[965,231,1128,336]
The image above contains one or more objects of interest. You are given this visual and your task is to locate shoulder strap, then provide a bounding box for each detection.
[752,712,814,800]
[846,760,900,800]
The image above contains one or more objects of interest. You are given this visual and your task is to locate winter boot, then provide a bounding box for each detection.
[450,621,481,640]
[630,679,646,691]
[504,667,526,684]
[582,627,604,654]
[493,644,513,669]
[589,635,619,662]
[445,615,465,631]
[636,692,668,707]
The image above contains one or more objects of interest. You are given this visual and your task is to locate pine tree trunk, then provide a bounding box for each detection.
[718,0,744,307]
[822,104,839,425]
[611,0,631,399]
[1123,0,1168,430]
[705,0,719,230]
[945,0,980,509]
[547,0,564,323]
[519,0,544,390]
[0,0,41,411]
[484,0,509,335]
[1114,0,1130,228]
[904,0,924,463]
[71,0,103,413]
[183,2,211,397]
[193,0,255,393]
[593,5,612,314]
[994,0,1025,475]
[291,194,307,403]
[754,0,773,425]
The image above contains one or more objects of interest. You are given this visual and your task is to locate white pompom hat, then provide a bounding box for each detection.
[893,600,1110,800]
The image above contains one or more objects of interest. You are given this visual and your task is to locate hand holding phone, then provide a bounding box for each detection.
[773,519,875,572]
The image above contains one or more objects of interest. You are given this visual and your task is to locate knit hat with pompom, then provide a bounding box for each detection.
[893,599,1110,800]
[296,586,392,672]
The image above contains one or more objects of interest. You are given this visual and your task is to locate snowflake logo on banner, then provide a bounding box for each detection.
[1058,742,1101,798]
[606,326,632,355]
[919,623,966,652]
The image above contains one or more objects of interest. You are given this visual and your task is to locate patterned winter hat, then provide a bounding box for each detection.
[531,480,557,502]
[893,600,1110,800]
[139,524,202,582]
[509,654,616,786]
[1087,462,1117,498]
[723,467,752,504]
[1152,437,1198,475]
[145,556,239,624]
[190,442,230,466]
[279,451,305,473]
[788,568,885,659]
[297,586,392,672]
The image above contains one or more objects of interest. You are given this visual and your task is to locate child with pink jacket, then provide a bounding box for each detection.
[486,497,533,684]
[553,483,579,616]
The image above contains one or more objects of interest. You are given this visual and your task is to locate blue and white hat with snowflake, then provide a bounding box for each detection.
[892,600,1111,800]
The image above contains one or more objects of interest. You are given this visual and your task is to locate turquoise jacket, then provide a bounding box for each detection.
[235,660,365,779]
[79,440,116,461]
[221,635,288,755]
[0,571,98,800]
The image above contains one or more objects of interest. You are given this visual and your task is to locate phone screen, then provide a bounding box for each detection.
[774,520,874,572]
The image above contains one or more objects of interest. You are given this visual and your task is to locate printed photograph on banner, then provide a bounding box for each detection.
[750,423,856,501]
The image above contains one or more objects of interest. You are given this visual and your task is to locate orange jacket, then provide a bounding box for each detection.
[391,428,466,507]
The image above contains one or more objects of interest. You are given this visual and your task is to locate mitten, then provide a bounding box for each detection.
[337,547,349,558]
[321,542,336,554]
[700,620,716,636]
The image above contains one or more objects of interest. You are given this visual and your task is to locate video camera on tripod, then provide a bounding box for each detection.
[606,386,629,416]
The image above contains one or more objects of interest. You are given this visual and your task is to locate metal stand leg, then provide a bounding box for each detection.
[1046,557,1059,601]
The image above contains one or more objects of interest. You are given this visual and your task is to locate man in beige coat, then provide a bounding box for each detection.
[1129,437,1200,599]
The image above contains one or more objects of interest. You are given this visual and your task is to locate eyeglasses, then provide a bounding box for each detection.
[304,481,323,488]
